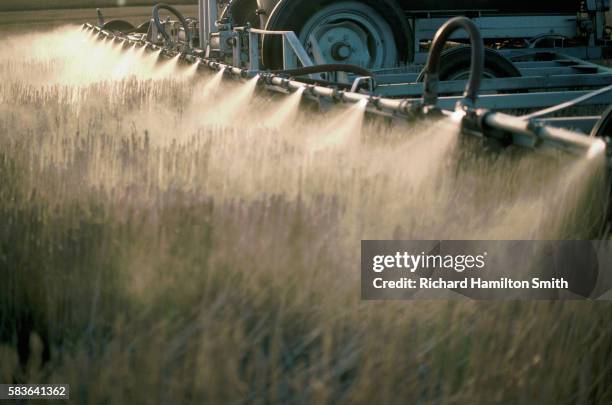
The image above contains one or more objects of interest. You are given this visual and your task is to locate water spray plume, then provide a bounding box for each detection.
[308,98,368,152]
[144,49,162,72]
[187,68,226,110]
[264,87,305,129]
[0,26,607,242]
[112,43,139,79]
[204,67,226,91]
[135,44,147,59]
[155,54,181,78]
[587,138,607,160]
[0,24,611,402]
[202,74,260,124]
[183,60,201,79]
[451,107,467,123]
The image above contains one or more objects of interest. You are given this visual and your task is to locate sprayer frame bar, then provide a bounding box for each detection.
[373,56,612,103]
[86,24,417,116]
[211,23,608,105]
[176,2,612,112]
[196,18,612,111]
[82,23,610,167]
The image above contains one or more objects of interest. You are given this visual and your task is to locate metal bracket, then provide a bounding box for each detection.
[350,76,376,93]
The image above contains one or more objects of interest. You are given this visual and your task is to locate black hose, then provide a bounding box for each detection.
[270,64,374,78]
[152,3,192,45]
[422,17,484,107]
[590,105,612,138]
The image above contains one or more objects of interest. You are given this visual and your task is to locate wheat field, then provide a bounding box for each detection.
[0,1,196,12]
[0,10,611,405]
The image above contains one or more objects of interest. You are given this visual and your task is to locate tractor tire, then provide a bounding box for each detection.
[102,20,135,33]
[230,0,261,28]
[436,46,521,81]
[260,0,413,70]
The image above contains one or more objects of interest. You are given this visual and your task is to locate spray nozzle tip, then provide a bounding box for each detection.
[586,138,607,160]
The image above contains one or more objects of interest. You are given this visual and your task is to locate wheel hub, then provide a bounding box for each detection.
[310,21,370,65]
[298,2,397,69]
[331,42,352,61]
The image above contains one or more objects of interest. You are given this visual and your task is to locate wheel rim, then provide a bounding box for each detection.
[445,69,496,81]
[298,2,397,69]
[445,69,497,94]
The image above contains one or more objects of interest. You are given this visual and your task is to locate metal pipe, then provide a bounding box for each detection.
[341,91,369,104]
[477,110,606,158]
[82,23,609,164]
[82,23,438,118]
[152,3,192,46]
[198,0,207,49]
[208,0,218,34]
[422,17,484,108]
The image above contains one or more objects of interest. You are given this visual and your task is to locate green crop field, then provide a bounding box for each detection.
[0,6,611,404]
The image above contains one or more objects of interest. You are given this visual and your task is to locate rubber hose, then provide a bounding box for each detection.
[422,17,484,107]
[152,3,192,44]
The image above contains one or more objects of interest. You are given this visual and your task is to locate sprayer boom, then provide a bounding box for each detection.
[87,1,612,167]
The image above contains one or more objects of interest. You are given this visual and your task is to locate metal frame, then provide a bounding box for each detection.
[193,0,612,102]
[83,21,610,166]
[248,28,315,70]
[372,53,612,104]
[198,0,218,50]
[114,4,612,117]
[226,26,612,111]
[88,2,612,163]
[84,4,612,239]
[203,25,612,112]
[197,0,610,65]
[413,15,579,47]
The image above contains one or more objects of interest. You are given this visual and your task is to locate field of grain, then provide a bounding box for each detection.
[0,1,196,12]
[0,9,611,405]
[0,5,198,33]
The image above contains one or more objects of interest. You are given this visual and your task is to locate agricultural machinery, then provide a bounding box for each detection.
[86,1,612,232]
